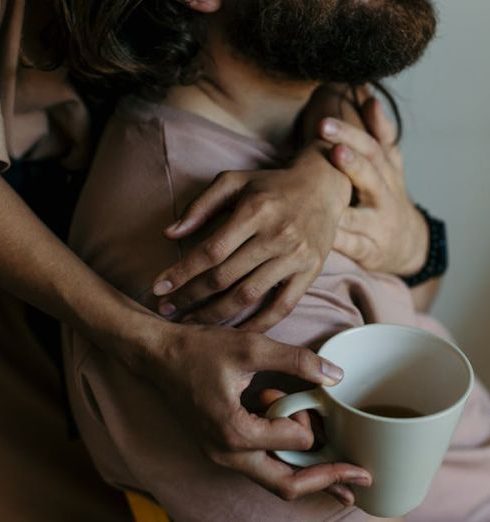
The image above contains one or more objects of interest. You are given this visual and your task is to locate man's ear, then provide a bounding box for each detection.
[184,0,222,13]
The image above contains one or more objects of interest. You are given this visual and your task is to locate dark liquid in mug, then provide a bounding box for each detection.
[360,404,424,418]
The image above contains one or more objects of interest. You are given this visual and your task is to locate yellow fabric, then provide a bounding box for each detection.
[126,492,171,522]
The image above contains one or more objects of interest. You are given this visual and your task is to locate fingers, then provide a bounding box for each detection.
[154,202,258,296]
[239,273,312,333]
[326,484,356,507]
[223,451,371,501]
[361,97,404,175]
[259,389,287,411]
[164,170,246,239]
[180,256,300,325]
[320,117,387,175]
[249,340,344,388]
[361,97,397,148]
[329,144,384,204]
[159,237,277,314]
[230,408,314,451]
[259,389,312,433]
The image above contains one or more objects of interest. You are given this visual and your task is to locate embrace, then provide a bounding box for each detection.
[1,1,490,522]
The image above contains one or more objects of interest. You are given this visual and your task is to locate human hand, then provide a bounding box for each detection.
[320,97,429,276]
[260,388,369,506]
[153,145,351,332]
[139,318,371,500]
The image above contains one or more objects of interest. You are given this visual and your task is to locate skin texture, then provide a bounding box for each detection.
[0,174,370,502]
[2,0,436,507]
[146,0,438,506]
[324,99,429,277]
[155,89,438,326]
[321,96,441,312]
[156,143,352,332]
[0,3,365,505]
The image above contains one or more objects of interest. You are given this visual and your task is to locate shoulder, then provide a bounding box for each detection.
[112,95,207,148]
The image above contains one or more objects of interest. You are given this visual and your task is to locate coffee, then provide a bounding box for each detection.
[360,404,423,419]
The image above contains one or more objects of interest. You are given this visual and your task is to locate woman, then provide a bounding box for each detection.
[0,1,437,520]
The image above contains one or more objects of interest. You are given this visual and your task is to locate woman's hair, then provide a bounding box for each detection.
[52,0,206,97]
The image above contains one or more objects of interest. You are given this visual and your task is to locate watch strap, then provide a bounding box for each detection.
[401,205,448,287]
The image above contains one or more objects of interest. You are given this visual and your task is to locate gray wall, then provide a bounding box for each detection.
[390,0,490,384]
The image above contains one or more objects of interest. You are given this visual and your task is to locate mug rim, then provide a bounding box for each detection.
[319,324,475,424]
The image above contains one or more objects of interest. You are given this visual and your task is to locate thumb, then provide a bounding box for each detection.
[258,342,344,387]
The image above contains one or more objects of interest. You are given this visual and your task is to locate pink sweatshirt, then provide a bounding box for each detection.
[64,97,490,522]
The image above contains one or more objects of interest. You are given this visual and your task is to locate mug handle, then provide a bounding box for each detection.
[266,387,336,467]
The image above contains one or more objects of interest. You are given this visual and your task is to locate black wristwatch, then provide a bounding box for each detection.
[401,205,448,288]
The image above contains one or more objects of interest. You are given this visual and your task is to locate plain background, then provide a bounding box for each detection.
[390,0,490,385]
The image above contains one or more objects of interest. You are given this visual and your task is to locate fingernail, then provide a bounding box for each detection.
[322,118,339,136]
[340,146,354,164]
[159,302,176,316]
[166,219,183,233]
[349,474,372,487]
[154,280,174,296]
[321,360,344,385]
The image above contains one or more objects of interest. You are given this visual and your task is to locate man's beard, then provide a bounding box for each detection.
[224,0,437,84]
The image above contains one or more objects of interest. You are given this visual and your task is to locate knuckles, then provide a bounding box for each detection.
[203,238,228,265]
[236,332,266,365]
[277,222,301,248]
[247,192,279,221]
[166,262,188,287]
[276,482,302,501]
[207,267,232,291]
[365,137,383,164]
[276,299,296,319]
[234,284,263,307]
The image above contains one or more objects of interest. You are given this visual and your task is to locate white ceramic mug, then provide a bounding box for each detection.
[266,324,474,518]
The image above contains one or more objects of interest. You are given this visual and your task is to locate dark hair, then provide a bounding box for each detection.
[52,0,402,140]
[53,0,206,98]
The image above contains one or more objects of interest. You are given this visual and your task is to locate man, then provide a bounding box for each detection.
[63,1,490,521]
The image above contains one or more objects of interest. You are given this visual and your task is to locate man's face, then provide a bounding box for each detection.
[224,0,437,84]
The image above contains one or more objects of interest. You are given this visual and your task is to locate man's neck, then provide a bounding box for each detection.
[165,28,319,148]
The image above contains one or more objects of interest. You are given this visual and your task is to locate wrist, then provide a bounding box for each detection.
[398,206,430,276]
[99,295,181,375]
[400,205,448,287]
[59,272,179,373]
[294,142,352,220]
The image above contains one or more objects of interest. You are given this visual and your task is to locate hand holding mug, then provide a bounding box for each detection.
[267,325,473,517]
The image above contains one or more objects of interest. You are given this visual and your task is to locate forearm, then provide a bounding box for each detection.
[0,177,166,364]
